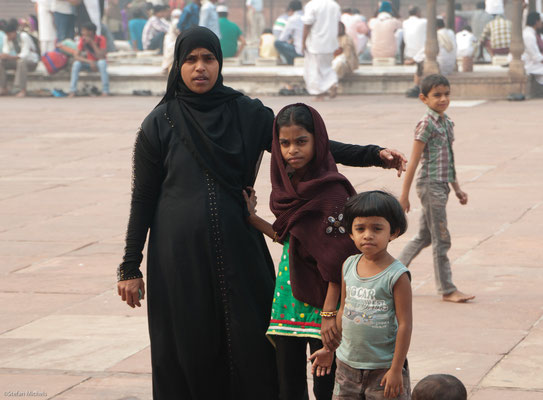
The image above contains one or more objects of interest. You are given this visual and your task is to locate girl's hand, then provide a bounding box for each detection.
[380,368,404,399]
[308,348,334,377]
[455,189,468,205]
[321,315,341,351]
[242,186,257,216]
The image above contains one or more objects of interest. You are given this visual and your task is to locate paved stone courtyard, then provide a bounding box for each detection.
[1,94,542,399]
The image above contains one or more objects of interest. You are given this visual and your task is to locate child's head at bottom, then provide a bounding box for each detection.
[412,374,467,400]
[343,191,407,253]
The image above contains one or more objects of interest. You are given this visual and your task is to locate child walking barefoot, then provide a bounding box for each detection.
[314,190,412,399]
[399,74,475,303]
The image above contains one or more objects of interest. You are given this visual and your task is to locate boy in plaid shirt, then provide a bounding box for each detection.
[399,74,475,303]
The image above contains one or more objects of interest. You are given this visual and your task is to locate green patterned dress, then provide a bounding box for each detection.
[267,235,323,339]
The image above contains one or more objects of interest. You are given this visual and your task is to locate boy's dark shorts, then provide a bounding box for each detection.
[333,359,411,399]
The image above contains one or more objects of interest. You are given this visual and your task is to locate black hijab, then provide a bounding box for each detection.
[157,27,265,208]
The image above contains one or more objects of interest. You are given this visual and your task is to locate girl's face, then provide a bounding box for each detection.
[349,216,398,257]
[180,47,220,94]
[278,124,315,173]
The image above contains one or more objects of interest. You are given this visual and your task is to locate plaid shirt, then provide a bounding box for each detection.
[415,108,456,183]
[480,15,512,50]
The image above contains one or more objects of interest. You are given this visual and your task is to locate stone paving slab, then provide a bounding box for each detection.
[1,95,542,399]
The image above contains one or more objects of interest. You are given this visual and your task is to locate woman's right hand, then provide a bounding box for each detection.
[117,278,145,308]
[242,186,258,216]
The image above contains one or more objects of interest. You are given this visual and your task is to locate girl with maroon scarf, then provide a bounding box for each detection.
[244,104,363,399]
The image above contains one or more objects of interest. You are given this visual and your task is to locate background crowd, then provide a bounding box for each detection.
[0,0,542,98]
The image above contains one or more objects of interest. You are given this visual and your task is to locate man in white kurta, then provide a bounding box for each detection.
[34,0,57,54]
[522,11,543,84]
[302,0,341,98]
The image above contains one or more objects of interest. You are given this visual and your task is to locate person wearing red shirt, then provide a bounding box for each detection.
[69,22,110,97]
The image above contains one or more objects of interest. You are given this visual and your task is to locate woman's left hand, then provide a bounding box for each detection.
[321,315,341,351]
[379,148,408,177]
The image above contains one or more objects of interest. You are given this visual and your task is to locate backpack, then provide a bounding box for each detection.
[41,51,69,75]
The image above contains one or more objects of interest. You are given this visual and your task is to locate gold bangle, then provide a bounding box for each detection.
[320,310,338,318]
[273,232,279,243]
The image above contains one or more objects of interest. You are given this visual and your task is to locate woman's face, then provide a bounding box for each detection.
[180,47,220,94]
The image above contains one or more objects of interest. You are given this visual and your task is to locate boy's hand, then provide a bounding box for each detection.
[455,189,468,205]
[399,195,410,213]
[242,187,257,216]
[308,348,334,377]
[379,148,407,177]
[321,316,341,351]
[380,368,404,398]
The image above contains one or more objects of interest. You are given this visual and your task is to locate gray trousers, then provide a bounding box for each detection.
[0,58,37,91]
[399,181,457,295]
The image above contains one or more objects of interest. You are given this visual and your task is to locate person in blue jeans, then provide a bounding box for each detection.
[128,8,148,51]
[69,22,110,97]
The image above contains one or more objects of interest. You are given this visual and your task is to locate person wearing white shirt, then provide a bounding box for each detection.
[523,11,543,84]
[436,18,457,76]
[199,0,221,39]
[457,26,477,72]
[0,19,39,97]
[302,0,341,99]
[402,6,426,63]
[246,0,264,44]
[34,0,57,54]
[486,0,504,15]
[275,0,304,65]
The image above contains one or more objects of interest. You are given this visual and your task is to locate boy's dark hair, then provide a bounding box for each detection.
[262,28,273,34]
[408,6,420,16]
[343,191,407,236]
[288,0,302,12]
[5,18,18,33]
[275,104,315,135]
[526,11,541,27]
[463,25,472,32]
[420,74,450,96]
[412,374,467,400]
[81,21,97,33]
[436,18,445,29]
[0,19,8,32]
[132,8,148,19]
[153,5,169,13]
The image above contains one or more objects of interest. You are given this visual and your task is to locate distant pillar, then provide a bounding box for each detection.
[424,0,440,75]
[509,0,525,80]
[446,0,455,31]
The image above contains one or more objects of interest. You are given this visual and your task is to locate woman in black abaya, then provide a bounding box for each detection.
[117,27,406,400]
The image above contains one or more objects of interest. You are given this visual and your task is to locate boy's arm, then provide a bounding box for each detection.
[400,139,425,212]
[242,187,276,240]
[380,273,412,398]
[335,263,347,342]
[450,181,468,205]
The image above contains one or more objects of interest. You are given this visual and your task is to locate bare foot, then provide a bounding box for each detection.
[15,90,26,98]
[101,92,111,97]
[328,84,338,99]
[442,290,475,303]
[68,92,76,98]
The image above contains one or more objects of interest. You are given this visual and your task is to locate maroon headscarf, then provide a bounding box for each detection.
[270,104,359,308]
